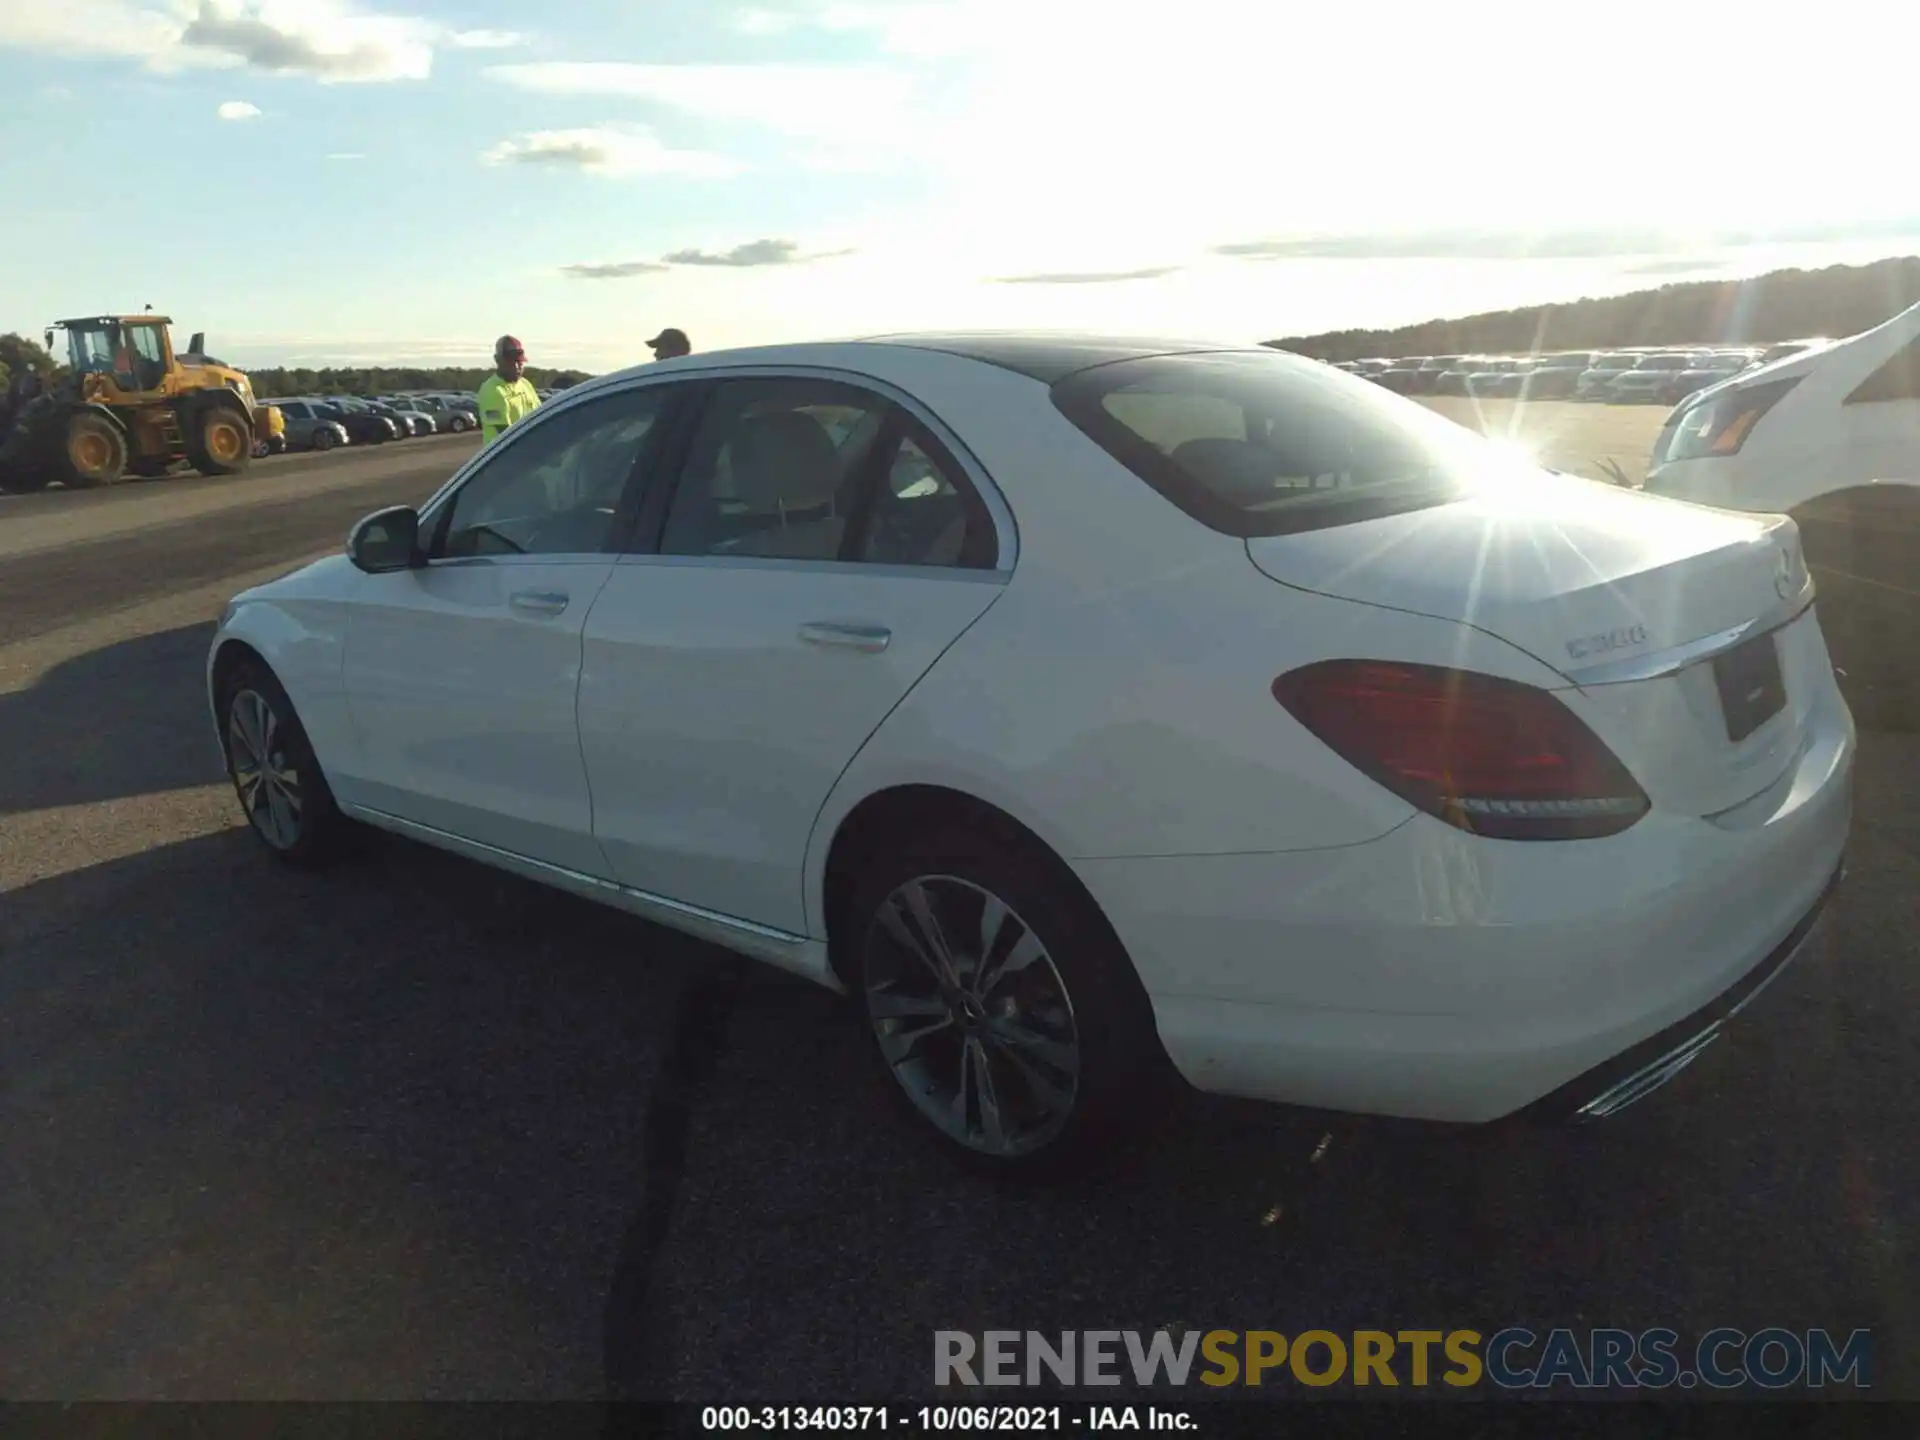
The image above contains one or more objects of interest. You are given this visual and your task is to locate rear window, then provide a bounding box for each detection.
[1051,349,1502,538]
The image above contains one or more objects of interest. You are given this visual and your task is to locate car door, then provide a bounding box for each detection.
[576,371,1011,936]
[338,382,676,875]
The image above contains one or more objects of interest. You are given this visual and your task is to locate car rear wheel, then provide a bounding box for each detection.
[219,659,352,866]
[848,829,1162,1175]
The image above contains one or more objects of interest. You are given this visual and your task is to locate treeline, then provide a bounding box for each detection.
[1269,255,1920,362]
[243,365,595,399]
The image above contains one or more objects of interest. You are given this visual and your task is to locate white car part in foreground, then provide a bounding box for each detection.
[208,336,1853,1168]
[1644,299,1920,722]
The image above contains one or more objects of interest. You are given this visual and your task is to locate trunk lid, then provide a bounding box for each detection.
[1247,474,1817,816]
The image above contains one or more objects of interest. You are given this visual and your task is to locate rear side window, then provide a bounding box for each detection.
[1846,335,1920,404]
[1051,350,1495,538]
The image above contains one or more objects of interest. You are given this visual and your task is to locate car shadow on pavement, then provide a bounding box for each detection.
[0,621,224,816]
[1,824,711,1399]
[608,810,1919,1401]
[5,739,1915,1400]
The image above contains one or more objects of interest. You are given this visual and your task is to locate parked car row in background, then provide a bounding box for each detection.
[255,387,569,454]
[1332,340,1833,407]
[258,391,482,453]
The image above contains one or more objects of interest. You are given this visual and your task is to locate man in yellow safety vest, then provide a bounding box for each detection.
[476,334,540,444]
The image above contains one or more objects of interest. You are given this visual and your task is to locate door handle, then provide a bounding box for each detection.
[798,621,891,654]
[509,589,570,617]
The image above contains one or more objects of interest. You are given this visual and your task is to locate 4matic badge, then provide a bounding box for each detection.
[1566,624,1650,661]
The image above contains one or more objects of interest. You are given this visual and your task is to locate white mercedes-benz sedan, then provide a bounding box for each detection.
[208,334,1853,1171]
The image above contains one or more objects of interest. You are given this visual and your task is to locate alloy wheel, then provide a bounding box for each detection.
[228,688,303,850]
[862,875,1080,1158]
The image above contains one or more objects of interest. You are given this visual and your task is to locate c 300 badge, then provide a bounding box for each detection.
[1566,624,1649,661]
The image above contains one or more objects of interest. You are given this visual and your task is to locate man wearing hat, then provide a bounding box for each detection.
[477,334,541,446]
[647,328,691,361]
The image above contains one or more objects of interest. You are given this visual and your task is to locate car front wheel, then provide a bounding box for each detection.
[220,660,351,866]
[848,829,1161,1174]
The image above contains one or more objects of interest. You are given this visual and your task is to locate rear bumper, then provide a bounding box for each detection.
[1518,862,1841,1121]
[1075,692,1855,1123]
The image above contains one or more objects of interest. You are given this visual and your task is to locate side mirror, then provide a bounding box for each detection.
[44,329,54,351]
[347,505,425,573]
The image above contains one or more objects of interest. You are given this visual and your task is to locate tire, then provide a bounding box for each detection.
[217,658,353,866]
[447,413,469,434]
[61,411,127,488]
[311,427,339,452]
[846,827,1165,1176]
[186,403,251,476]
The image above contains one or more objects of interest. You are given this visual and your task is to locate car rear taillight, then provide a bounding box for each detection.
[1272,661,1649,841]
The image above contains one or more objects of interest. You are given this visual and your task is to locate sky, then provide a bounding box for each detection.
[2,0,1917,372]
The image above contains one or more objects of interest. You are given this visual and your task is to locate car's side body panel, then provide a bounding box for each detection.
[209,556,360,779]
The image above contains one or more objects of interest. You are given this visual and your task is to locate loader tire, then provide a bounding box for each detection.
[187,403,252,477]
[62,412,127,488]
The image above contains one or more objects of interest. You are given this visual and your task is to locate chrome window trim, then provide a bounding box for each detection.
[420,362,1020,574]
[612,552,1008,584]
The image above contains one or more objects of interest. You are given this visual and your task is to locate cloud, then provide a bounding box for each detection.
[562,240,851,276]
[660,239,853,267]
[448,28,525,48]
[0,0,186,63]
[217,99,262,119]
[0,0,453,82]
[562,260,671,280]
[481,126,741,178]
[1212,219,1920,262]
[994,265,1183,285]
[663,239,800,267]
[178,1,434,82]
[482,62,917,147]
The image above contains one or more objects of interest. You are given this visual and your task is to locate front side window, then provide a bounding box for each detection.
[68,325,118,375]
[436,389,666,558]
[659,378,889,562]
[1053,349,1501,538]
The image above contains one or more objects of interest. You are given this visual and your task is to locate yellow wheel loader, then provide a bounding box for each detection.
[0,315,283,491]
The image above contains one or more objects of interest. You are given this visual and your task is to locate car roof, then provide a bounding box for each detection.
[861,332,1248,383]
[560,333,1278,397]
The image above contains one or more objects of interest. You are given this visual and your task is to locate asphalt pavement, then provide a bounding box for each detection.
[1,434,1915,1401]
